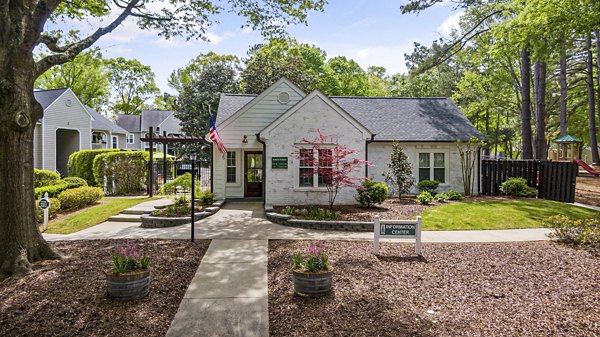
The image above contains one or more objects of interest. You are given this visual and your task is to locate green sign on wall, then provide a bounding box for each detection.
[271,157,288,169]
[380,224,416,237]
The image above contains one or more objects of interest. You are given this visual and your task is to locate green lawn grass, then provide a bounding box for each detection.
[45,197,159,234]
[420,199,599,230]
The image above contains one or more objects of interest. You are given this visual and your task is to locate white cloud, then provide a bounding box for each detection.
[351,44,413,74]
[241,26,254,34]
[436,11,463,37]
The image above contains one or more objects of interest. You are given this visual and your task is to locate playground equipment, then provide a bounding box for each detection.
[553,134,582,161]
[574,159,600,176]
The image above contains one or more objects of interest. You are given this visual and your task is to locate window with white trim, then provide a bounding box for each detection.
[317,148,333,187]
[127,134,134,144]
[418,152,445,183]
[226,152,236,183]
[298,148,314,187]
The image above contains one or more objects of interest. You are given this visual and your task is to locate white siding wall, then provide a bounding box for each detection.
[125,132,142,150]
[367,142,479,195]
[264,95,368,206]
[41,90,91,172]
[33,124,43,169]
[159,113,182,135]
[213,81,305,200]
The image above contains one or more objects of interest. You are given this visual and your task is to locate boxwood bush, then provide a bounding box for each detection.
[68,149,120,186]
[34,169,60,188]
[355,179,388,207]
[35,197,61,223]
[57,186,104,210]
[500,177,537,198]
[93,151,147,195]
[417,180,440,195]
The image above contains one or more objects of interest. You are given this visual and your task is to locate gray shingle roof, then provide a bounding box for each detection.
[87,107,127,134]
[34,88,68,109]
[116,114,141,132]
[217,93,483,141]
[141,109,175,131]
[330,97,483,141]
[216,94,258,126]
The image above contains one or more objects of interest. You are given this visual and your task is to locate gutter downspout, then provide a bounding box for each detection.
[365,134,376,178]
[256,133,266,206]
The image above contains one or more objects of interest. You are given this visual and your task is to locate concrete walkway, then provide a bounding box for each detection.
[166,240,268,337]
[44,200,554,242]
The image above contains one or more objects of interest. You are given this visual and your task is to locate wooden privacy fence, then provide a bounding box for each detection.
[481,160,578,203]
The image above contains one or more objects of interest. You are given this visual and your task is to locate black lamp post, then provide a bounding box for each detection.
[190,151,196,242]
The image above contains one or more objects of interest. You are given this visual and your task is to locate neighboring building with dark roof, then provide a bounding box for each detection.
[86,106,128,150]
[211,77,483,205]
[116,109,183,153]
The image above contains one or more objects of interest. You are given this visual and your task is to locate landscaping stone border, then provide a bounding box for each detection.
[265,207,373,232]
[140,200,224,228]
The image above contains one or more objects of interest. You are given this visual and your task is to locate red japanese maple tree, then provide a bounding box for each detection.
[292,130,372,208]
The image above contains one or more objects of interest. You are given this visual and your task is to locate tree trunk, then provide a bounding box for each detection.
[559,46,568,137]
[596,30,600,136]
[520,47,534,159]
[586,35,600,164]
[0,25,61,279]
[534,61,547,160]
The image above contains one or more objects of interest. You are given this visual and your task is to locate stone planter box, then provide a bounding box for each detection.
[292,269,333,297]
[266,211,373,232]
[106,269,150,301]
[141,212,211,228]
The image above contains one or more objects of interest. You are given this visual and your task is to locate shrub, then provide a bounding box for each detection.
[34,169,60,188]
[62,176,88,187]
[500,177,537,198]
[35,182,69,199]
[111,240,151,274]
[416,191,433,205]
[68,149,120,186]
[292,242,330,273]
[417,180,440,195]
[58,186,104,210]
[279,206,340,220]
[445,190,464,201]
[35,197,61,223]
[159,173,202,196]
[198,190,215,205]
[93,151,147,195]
[355,179,388,208]
[434,193,447,202]
[544,215,599,250]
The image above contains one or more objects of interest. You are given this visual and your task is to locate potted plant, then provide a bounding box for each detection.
[292,242,333,297]
[106,240,151,301]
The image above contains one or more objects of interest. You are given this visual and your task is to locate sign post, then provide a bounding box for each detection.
[38,192,51,231]
[373,216,422,256]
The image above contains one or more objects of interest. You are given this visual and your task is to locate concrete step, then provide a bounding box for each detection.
[121,208,150,215]
[107,214,142,222]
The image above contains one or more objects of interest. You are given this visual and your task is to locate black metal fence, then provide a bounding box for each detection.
[148,160,211,195]
[481,159,578,203]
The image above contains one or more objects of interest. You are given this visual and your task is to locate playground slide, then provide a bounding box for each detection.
[574,159,600,175]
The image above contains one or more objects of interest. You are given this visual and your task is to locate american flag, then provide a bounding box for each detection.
[209,114,227,153]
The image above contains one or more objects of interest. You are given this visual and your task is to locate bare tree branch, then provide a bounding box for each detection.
[35,0,141,77]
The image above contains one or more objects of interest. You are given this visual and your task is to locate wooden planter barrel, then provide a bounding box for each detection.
[106,269,151,301]
[292,269,333,297]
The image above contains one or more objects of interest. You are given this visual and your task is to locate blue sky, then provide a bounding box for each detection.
[50,1,462,94]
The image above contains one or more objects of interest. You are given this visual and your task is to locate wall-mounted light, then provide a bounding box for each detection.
[242,135,248,143]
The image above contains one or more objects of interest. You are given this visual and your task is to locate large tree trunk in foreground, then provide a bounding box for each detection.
[586,35,600,164]
[534,61,547,160]
[596,30,600,136]
[0,2,61,279]
[559,46,568,137]
[520,47,534,159]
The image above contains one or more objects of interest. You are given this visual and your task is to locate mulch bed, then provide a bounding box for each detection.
[576,176,600,207]
[0,239,210,337]
[269,240,599,336]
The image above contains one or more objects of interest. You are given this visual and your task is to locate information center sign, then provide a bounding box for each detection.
[271,157,288,169]
[374,216,422,255]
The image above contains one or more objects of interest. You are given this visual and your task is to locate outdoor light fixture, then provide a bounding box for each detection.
[242,135,248,143]
[190,151,197,242]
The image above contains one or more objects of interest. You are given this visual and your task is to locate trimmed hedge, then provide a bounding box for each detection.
[58,186,104,210]
[417,180,440,195]
[355,179,388,208]
[34,169,61,188]
[500,177,537,198]
[36,197,61,223]
[68,149,120,186]
[34,177,88,199]
[93,151,147,195]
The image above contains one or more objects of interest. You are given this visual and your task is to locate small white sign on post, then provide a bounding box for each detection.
[373,216,422,256]
[38,192,51,231]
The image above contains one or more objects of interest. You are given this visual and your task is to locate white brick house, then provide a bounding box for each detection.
[212,78,483,206]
